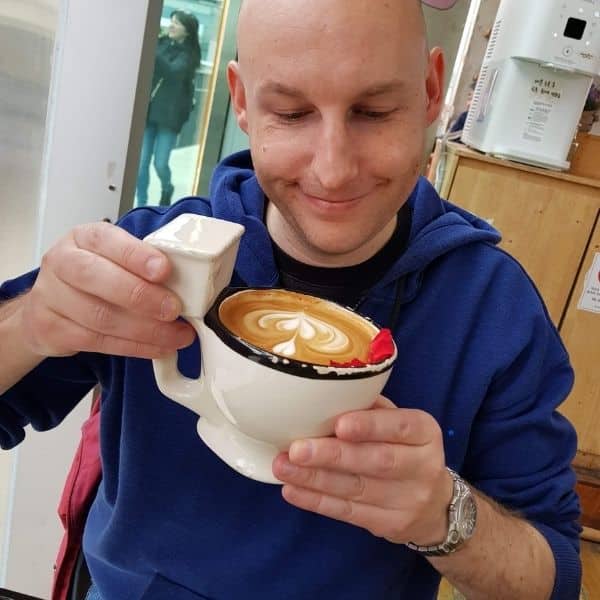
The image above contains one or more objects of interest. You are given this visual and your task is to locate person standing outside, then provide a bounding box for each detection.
[136,10,201,207]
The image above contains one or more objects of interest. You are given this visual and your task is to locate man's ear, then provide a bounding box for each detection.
[227,60,249,134]
[425,47,445,126]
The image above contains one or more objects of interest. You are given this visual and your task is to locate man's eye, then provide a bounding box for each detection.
[274,111,310,122]
[354,108,397,120]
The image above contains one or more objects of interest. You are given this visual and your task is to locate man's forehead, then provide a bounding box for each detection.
[238,0,426,39]
[237,0,429,77]
[422,0,458,8]
[240,0,458,10]
[257,78,408,99]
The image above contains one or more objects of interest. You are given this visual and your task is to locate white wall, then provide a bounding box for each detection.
[451,0,502,123]
[0,1,60,585]
[1,0,159,596]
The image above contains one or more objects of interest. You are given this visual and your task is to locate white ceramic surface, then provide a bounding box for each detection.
[154,318,395,484]
[197,418,282,484]
[144,214,244,317]
[148,214,397,484]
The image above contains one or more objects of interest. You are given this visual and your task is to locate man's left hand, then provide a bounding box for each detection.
[272,396,454,546]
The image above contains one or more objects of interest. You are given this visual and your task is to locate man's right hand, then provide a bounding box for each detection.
[18,221,196,360]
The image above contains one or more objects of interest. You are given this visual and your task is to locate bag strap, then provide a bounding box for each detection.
[150,77,164,101]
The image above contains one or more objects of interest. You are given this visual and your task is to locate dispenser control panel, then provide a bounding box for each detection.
[551,0,600,69]
[564,17,588,41]
[491,0,600,74]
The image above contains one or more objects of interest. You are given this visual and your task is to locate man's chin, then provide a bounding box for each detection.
[266,201,392,265]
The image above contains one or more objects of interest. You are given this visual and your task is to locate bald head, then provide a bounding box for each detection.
[239,0,425,18]
[237,0,428,66]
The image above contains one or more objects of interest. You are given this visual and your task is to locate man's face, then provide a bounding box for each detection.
[229,0,444,266]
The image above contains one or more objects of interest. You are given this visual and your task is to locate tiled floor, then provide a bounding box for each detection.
[437,539,600,599]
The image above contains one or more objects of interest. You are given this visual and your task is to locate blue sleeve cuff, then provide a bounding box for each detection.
[0,269,39,300]
[532,521,582,600]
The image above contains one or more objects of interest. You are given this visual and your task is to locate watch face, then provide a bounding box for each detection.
[458,494,477,539]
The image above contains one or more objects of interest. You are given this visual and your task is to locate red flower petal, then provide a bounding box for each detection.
[329,329,395,368]
[368,328,395,364]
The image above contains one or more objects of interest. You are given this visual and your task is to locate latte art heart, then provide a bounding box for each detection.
[218,289,379,366]
[250,311,351,357]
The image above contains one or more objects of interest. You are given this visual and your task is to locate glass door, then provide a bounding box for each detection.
[125,0,236,211]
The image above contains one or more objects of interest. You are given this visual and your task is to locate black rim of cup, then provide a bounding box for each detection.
[203,287,396,380]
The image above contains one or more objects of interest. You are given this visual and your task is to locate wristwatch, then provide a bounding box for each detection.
[406,468,477,556]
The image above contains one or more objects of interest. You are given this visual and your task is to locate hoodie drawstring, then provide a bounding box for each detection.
[388,276,406,331]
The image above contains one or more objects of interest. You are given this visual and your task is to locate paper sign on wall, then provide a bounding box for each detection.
[577,253,600,315]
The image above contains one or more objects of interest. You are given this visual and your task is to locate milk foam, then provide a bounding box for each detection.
[250,311,351,358]
[218,289,378,366]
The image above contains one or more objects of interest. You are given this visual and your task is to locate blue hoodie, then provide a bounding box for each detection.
[0,151,581,599]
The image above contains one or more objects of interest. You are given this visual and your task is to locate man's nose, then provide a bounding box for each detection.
[311,120,359,193]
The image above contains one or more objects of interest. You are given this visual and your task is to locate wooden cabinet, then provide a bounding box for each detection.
[561,223,600,470]
[440,142,600,538]
[570,132,600,181]
[560,223,600,538]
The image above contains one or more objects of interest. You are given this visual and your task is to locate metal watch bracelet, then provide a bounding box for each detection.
[406,468,477,557]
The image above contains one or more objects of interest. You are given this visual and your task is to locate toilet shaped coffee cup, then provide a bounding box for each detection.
[145,214,397,484]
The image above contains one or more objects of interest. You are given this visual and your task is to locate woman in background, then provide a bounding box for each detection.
[136,10,201,207]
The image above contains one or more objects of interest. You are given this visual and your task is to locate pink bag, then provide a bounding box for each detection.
[51,395,102,600]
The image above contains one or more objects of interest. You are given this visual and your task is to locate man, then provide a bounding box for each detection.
[0,1,581,599]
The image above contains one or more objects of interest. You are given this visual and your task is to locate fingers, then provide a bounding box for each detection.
[372,395,396,409]
[280,484,408,541]
[23,278,195,357]
[71,222,171,282]
[274,454,402,506]
[272,400,450,545]
[42,310,186,359]
[335,407,438,446]
[44,274,195,349]
[25,221,193,359]
[285,437,429,480]
[50,246,181,321]
[276,454,453,545]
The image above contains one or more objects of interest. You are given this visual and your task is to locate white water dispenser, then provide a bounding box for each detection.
[462,0,600,170]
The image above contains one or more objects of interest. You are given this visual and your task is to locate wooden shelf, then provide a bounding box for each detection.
[444,142,600,190]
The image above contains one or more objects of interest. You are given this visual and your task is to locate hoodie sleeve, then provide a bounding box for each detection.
[462,257,582,600]
[0,270,100,449]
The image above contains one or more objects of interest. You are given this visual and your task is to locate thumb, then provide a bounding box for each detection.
[373,395,396,409]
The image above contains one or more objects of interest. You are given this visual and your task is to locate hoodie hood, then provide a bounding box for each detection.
[209,150,501,296]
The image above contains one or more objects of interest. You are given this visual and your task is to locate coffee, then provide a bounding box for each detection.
[218,289,379,366]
